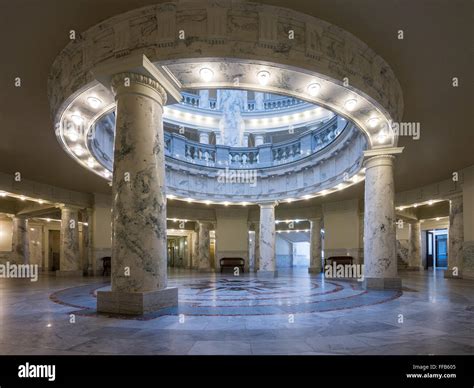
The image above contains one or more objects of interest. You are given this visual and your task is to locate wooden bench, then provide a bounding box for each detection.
[220,258,245,273]
[325,256,354,267]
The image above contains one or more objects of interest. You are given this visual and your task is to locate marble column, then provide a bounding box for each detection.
[255,92,265,110]
[254,134,265,146]
[11,217,30,264]
[198,90,210,109]
[254,223,260,272]
[363,155,401,290]
[257,203,277,277]
[199,131,210,144]
[445,195,464,279]
[82,208,94,276]
[215,133,222,145]
[242,133,250,147]
[308,218,322,273]
[407,221,422,270]
[197,222,212,272]
[57,206,81,276]
[97,72,177,315]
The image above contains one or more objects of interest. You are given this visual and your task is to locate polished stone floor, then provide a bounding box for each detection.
[0,269,473,355]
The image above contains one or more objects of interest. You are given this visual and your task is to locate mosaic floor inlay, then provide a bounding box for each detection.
[50,274,401,319]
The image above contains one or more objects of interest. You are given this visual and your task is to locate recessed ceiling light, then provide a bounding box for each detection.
[87,97,102,109]
[307,83,321,97]
[377,131,388,144]
[104,170,111,178]
[367,117,380,128]
[66,129,79,142]
[257,70,271,86]
[344,99,357,111]
[71,114,84,126]
[20,196,26,201]
[46,218,51,222]
[436,217,440,221]
[73,146,85,156]
[199,68,214,82]
[87,158,95,168]
[0,192,6,197]
[428,200,433,205]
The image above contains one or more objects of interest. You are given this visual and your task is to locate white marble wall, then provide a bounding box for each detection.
[109,73,168,292]
[197,222,212,271]
[309,218,322,273]
[446,195,464,278]
[363,155,400,289]
[59,206,80,273]
[257,203,277,277]
[408,222,422,269]
[11,217,29,264]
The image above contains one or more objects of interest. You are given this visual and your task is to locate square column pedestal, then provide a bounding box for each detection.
[97,288,178,315]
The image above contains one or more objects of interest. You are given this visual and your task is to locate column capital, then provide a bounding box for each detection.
[258,201,278,209]
[111,72,168,104]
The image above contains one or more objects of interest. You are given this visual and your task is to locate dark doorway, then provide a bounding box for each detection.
[49,230,60,271]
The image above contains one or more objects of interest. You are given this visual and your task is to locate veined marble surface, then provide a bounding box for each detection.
[408,222,422,269]
[363,156,398,281]
[447,196,464,276]
[11,217,29,265]
[1,269,473,355]
[197,222,212,271]
[59,208,80,272]
[218,90,246,147]
[309,218,322,272]
[110,73,168,293]
[258,204,276,273]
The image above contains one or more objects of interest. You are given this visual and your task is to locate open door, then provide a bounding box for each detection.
[426,231,434,269]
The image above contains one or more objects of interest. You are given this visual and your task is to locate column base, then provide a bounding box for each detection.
[55,270,82,277]
[256,270,278,278]
[97,287,178,315]
[444,269,463,279]
[406,266,423,271]
[363,277,402,290]
[308,266,322,274]
[198,267,213,273]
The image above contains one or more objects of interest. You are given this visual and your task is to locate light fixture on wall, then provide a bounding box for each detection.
[257,70,271,86]
[199,68,214,82]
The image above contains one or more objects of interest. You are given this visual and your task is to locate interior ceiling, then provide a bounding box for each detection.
[0,0,472,205]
